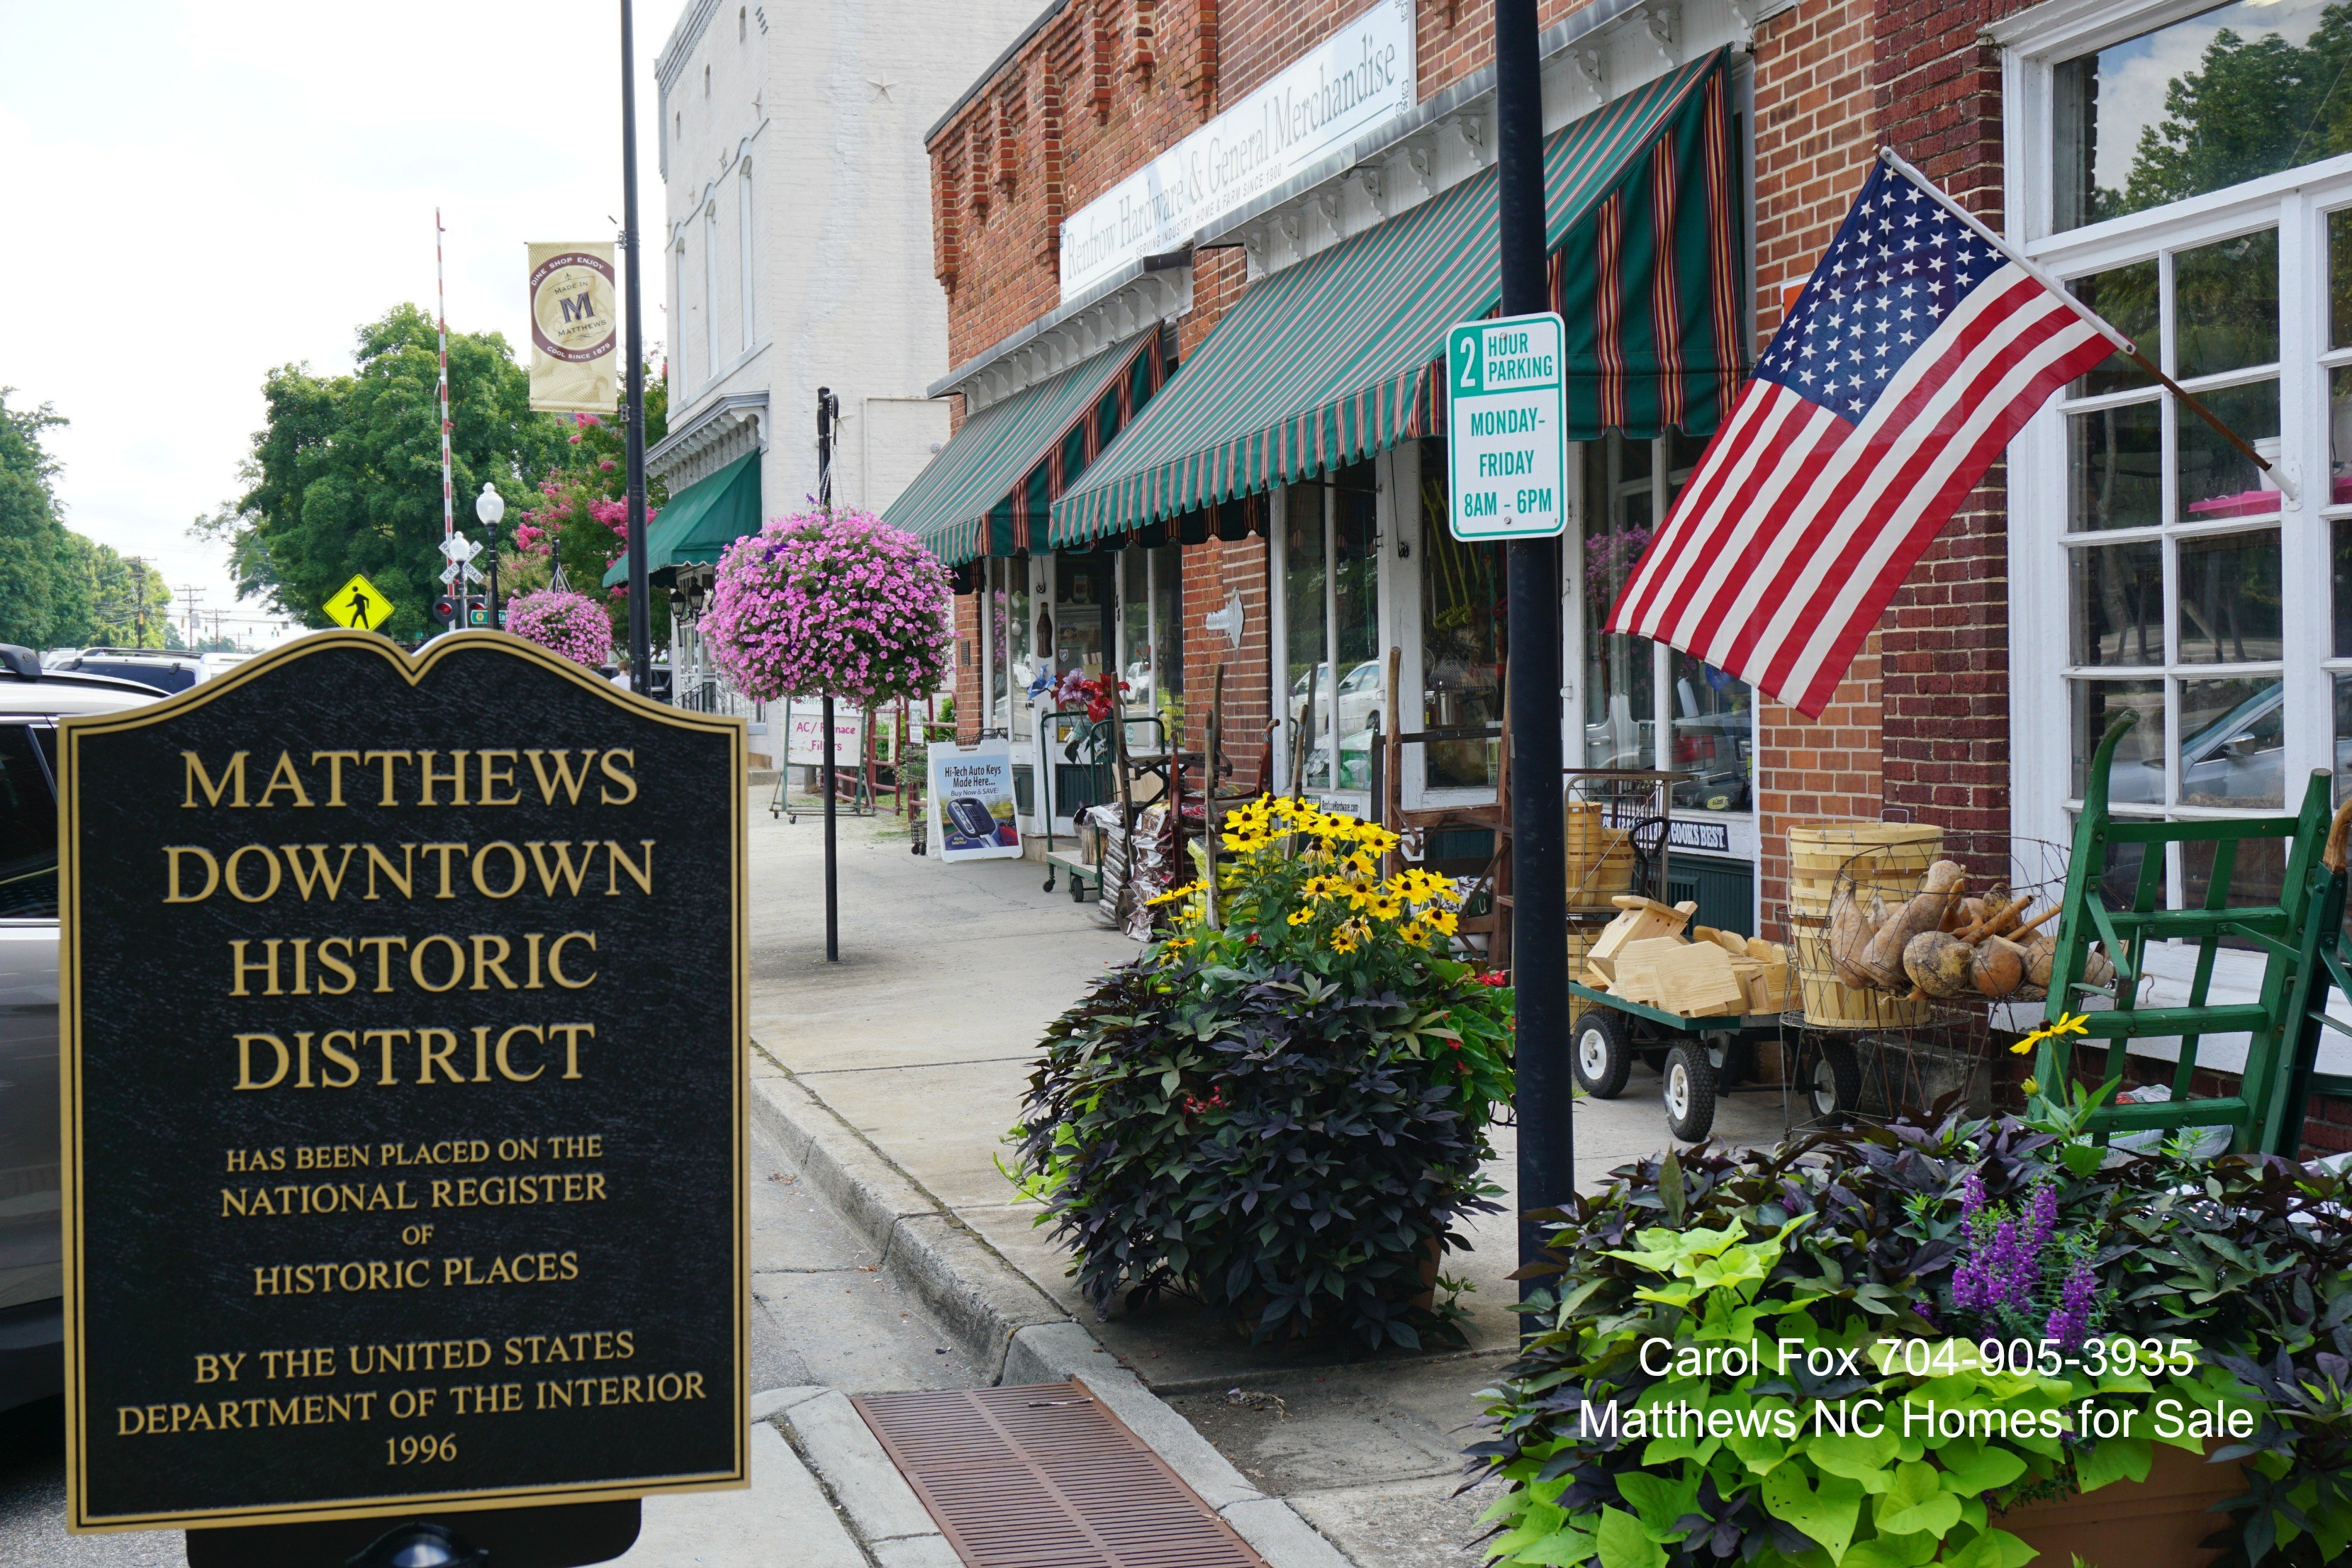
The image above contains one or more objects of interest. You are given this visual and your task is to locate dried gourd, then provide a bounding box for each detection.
[1969,935,2029,997]
[1903,931,1974,997]
[1828,887,1883,988]
[1859,861,1966,990]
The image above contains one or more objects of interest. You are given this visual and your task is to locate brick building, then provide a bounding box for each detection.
[887,0,2352,1143]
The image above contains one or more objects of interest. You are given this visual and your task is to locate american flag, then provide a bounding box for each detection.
[1605,156,2119,716]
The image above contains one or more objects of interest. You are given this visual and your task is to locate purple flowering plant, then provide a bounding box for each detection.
[1944,1170,2110,1350]
[701,508,951,706]
[503,588,614,667]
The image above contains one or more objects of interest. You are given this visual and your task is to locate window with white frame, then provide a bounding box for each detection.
[2007,0,2352,912]
[702,203,721,379]
[737,160,757,351]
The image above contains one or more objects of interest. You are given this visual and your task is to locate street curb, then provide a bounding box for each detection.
[746,1053,1360,1568]
[748,1061,1068,1379]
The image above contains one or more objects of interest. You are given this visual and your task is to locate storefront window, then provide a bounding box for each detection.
[1280,465,1379,793]
[1578,432,1751,812]
[1117,543,1183,748]
[1417,441,1503,790]
[1053,554,1110,682]
[1583,435,1656,773]
[1283,481,1329,788]
[1008,560,1034,744]
[1333,462,1379,792]
[986,559,1009,737]
[2053,0,2352,233]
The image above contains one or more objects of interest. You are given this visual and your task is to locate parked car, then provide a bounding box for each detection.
[0,646,161,1411]
[2106,679,2288,811]
[45,646,206,695]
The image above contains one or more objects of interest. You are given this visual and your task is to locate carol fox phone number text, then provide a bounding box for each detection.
[1592,1334,2260,1445]
[1645,1334,2202,1383]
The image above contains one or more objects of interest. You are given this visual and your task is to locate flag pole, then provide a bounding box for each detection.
[1876,147,2291,503]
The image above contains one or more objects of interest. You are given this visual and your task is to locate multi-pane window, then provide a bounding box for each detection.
[2021,0,2352,912]
[2061,229,2287,830]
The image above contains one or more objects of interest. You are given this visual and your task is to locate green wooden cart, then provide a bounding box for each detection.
[1567,980,1790,1143]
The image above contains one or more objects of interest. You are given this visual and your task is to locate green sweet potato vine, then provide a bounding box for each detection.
[1471,1105,2352,1568]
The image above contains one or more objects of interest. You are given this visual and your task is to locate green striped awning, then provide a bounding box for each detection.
[883,332,1160,566]
[1051,50,1744,546]
[601,449,762,587]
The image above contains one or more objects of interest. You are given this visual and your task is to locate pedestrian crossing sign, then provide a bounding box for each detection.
[323,573,395,632]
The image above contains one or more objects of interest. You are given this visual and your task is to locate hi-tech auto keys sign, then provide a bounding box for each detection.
[1445,312,1569,542]
[57,631,747,1532]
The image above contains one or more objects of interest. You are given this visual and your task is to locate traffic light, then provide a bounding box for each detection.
[433,597,457,623]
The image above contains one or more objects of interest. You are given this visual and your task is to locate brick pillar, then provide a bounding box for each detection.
[1179,533,1270,786]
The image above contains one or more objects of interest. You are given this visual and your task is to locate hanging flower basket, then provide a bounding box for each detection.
[700,508,951,706]
[503,588,613,667]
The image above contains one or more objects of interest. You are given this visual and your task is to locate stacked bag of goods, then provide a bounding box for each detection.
[1580,896,1793,1019]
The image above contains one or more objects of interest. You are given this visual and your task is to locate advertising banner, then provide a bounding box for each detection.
[780,705,881,768]
[526,242,619,413]
[57,631,747,1531]
[926,743,1021,861]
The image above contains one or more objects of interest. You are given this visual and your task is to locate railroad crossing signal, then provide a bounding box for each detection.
[322,573,395,632]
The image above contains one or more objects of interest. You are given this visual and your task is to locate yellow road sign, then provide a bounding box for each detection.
[322,573,395,632]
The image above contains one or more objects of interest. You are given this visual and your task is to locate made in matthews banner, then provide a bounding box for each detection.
[527,242,618,413]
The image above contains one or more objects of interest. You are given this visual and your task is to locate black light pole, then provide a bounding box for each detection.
[620,0,651,691]
[817,388,841,963]
[1496,0,1571,1307]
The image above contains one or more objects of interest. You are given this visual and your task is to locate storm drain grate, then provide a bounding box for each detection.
[851,1380,1268,1568]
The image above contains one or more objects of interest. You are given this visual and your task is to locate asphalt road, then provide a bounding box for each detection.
[0,1121,986,1567]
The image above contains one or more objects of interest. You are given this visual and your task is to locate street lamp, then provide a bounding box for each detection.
[474,483,506,627]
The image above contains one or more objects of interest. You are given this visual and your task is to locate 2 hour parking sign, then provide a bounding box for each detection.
[1445,312,1569,542]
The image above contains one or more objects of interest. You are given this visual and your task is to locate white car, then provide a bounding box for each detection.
[0,646,160,1411]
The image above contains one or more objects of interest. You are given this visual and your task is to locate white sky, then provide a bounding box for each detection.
[0,0,683,647]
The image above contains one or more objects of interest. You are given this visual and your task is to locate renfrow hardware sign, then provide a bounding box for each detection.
[1058,0,1416,301]
[57,631,748,1532]
[1445,312,1570,542]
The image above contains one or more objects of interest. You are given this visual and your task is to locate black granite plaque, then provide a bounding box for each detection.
[57,632,746,1531]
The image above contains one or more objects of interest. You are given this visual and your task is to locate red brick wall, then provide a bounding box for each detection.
[1874,0,2028,845]
[953,591,983,744]
[1180,534,1272,780]
[929,0,1598,368]
[1752,0,1885,931]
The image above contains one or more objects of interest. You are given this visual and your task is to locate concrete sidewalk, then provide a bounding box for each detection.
[746,797,1789,1567]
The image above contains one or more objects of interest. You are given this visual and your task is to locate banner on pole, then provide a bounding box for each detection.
[526,242,619,413]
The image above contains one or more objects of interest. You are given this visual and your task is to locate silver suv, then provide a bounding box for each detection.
[0,646,158,1411]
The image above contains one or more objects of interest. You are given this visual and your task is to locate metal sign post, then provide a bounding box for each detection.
[620,0,651,692]
[1492,0,1571,1315]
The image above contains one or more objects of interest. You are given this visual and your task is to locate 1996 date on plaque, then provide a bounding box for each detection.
[58,632,749,1532]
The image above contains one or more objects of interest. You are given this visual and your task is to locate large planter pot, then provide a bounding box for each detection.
[1996,1443,2244,1568]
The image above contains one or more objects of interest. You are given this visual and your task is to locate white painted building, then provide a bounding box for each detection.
[650,0,1043,514]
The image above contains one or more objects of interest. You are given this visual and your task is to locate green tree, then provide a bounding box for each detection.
[207,305,567,641]
[0,391,172,651]
[2100,9,2352,220]
[0,390,77,648]
[505,369,670,646]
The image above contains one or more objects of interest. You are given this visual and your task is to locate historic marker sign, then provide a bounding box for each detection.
[1445,311,1569,542]
[57,631,747,1531]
